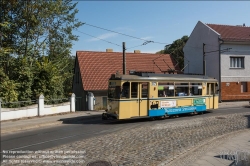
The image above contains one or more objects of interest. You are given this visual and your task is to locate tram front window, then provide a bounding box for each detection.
[108,86,121,99]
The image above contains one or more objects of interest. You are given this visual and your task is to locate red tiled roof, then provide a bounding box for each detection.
[206,24,250,42]
[76,51,179,91]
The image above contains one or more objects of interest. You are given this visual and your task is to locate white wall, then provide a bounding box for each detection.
[1,103,71,121]
[1,94,75,121]
[42,102,70,115]
[1,105,37,121]
[221,43,250,82]
[184,21,220,81]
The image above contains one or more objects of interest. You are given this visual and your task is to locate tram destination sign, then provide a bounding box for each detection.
[161,100,176,108]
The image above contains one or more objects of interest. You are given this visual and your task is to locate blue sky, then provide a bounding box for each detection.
[72,1,250,55]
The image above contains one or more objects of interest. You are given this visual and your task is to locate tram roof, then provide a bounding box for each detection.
[111,73,217,82]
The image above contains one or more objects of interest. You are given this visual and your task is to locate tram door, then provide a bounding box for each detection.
[130,82,149,117]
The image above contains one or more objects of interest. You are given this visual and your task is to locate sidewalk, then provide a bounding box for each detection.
[218,101,250,108]
[1,110,105,134]
[189,129,250,166]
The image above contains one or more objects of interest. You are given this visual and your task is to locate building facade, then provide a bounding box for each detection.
[73,49,179,111]
[184,21,250,101]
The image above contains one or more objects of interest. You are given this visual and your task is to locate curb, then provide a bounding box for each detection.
[219,105,249,108]
[1,114,103,135]
[1,121,62,134]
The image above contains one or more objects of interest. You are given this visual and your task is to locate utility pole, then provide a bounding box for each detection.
[203,43,206,76]
[123,42,126,75]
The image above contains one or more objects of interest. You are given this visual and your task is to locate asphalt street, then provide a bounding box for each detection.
[1,106,249,156]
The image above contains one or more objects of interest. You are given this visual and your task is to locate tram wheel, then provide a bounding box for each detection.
[157,116,165,120]
[150,117,156,121]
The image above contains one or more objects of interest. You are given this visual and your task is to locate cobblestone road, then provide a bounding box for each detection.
[2,113,250,166]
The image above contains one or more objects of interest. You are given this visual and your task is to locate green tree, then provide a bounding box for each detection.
[0,68,19,104]
[32,56,70,101]
[63,55,75,97]
[0,0,82,104]
[158,36,189,70]
[13,57,33,101]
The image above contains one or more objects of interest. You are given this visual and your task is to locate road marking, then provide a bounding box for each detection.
[7,133,92,151]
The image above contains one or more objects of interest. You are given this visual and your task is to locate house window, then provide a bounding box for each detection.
[241,82,247,93]
[230,57,244,68]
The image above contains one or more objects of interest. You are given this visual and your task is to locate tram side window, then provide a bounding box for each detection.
[175,83,189,96]
[141,83,148,98]
[190,83,202,95]
[206,83,215,95]
[131,82,138,98]
[158,82,174,97]
[121,82,130,98]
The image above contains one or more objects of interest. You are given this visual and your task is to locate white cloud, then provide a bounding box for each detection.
[142,48,162,54]
[114,27,135,32]
[141,36,153,40]
[88,33,117,42]
[130,36,154,42]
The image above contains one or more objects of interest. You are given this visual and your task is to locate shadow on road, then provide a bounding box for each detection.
[59,111,212,125]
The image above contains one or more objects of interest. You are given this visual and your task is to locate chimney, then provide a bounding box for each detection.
[106,49,113,52]
[243,23,245,27]
[134,50,140,53]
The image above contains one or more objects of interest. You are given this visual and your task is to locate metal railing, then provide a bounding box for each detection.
[1,100,37,108]
[44,98,69,105]
[1,97,70,108]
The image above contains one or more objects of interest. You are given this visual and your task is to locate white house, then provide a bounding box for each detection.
[184,21,250,101]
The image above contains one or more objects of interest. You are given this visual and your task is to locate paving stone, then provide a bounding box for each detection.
[2,113,250,166]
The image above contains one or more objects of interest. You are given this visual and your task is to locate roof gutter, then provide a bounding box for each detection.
[218,37,224,103]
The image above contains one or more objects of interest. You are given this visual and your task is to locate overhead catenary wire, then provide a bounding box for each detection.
[80,22,244,52]
[76,29,155,50]
[126,44,144,50]
[81,22,214,51]
[83,22,169,45]
[75,30,122,47]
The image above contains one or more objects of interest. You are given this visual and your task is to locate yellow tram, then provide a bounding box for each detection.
[102,72,219,120]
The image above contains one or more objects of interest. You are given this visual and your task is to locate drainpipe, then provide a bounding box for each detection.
[219,38,224,103]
